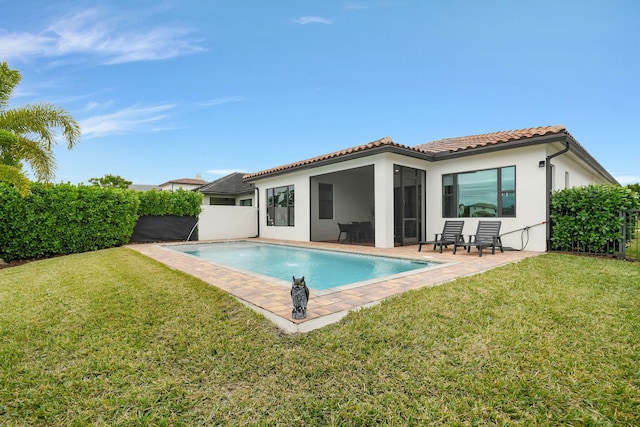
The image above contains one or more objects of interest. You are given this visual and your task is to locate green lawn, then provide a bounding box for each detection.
[1,248,639,426]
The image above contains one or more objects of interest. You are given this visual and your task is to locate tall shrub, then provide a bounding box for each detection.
[550,184,639,253]
[137,189,202,217]
[0,182,139,262]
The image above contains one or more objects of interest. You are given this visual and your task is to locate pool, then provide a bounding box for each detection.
[164,241,436,291]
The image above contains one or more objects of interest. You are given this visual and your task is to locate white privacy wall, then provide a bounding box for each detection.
[198,206,258,240]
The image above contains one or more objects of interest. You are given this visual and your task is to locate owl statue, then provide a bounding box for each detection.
[291,276,309,320]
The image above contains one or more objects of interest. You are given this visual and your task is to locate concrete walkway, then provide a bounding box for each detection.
[129,239,539,333]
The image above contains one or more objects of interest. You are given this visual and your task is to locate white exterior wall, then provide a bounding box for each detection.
[253,170,312,242]
[198,206,257,240]
[546,147,611,190]
[255,154,390,245]
[425,146,549,252]
[249,142,614,252]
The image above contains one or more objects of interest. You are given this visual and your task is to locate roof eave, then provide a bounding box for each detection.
[199,189,254,196]
[244,131,618,186]
[564,134,618,185]
[431,132,618,185]
[244,144,432,181]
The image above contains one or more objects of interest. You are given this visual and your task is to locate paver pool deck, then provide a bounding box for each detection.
[129,239,539,333]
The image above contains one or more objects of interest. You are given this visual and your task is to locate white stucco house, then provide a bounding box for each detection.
[243,125,617,252]
[195,172,255,206]
[159,176,207,192]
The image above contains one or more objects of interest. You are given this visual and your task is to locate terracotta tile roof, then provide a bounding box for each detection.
[415,125,567,153]
[244,137,425,180]
[243,125,574,181]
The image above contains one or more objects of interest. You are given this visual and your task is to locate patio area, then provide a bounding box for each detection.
[129,239,539,333]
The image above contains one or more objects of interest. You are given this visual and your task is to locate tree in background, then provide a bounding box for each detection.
[626,183,640,197]
[0,62,81,194]
[89,174,132,189]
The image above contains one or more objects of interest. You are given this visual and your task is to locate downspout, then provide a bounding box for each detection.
[254,186,260,238]
[545,139,570,251]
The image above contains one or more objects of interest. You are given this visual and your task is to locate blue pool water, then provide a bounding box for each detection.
[165,241,433,291]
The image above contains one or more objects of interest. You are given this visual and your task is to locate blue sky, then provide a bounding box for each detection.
[1,0,639,185]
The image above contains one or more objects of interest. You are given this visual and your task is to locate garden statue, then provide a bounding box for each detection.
[291,276,309,319]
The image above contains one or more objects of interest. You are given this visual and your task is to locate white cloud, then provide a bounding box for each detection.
[344,3,369,10]
[83,101,110,112]
[293,16,333,25]
[197,96,246,107]
[615,175,640,185]
[79,104,175,138]
[0,30,53,59]
[0,7,204,64]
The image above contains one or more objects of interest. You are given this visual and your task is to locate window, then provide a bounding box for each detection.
[209,197,235,206]
[267,185,295,226]
[318,183,333,219]
[443,166,515,218]
[240,198,252,206]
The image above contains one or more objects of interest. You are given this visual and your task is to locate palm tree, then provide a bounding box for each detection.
[0,130,31,196]
[0,62,81,194]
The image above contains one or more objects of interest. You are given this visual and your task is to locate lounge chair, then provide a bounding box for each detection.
[418,220,465,253]
[453,220,503,257]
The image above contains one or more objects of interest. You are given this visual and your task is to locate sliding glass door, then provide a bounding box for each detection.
[394,165,425,246]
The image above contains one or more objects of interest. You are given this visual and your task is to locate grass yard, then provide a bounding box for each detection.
[1,248,639,426]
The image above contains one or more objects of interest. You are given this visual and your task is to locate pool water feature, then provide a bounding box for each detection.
[164,241,436,292]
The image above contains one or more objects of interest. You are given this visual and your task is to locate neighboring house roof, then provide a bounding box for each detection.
[160,178,207,187]
[129,184,161,191]
[244,125,617,185]
[414,125,567,153]
[196,172,254,195]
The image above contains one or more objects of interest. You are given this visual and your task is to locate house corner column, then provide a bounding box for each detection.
[374,161,395,248]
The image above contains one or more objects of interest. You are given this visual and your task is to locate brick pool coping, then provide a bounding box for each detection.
[128,239,540,333]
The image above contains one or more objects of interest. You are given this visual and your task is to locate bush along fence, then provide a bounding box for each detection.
[621,209,639,261]
[550,185,640,260]
[0,182,139,262]
[0,184,203,262]
[130,189,203,243]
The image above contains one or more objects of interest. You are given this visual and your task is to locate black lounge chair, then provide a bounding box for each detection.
[453,220,503,257]
[418,220,465,252]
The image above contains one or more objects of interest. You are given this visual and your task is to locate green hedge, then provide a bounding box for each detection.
[137,189,203,217]
[550,184,639,253]
[0,183,140,262]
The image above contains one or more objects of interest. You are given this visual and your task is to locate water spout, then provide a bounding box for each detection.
[186,221,199,242]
